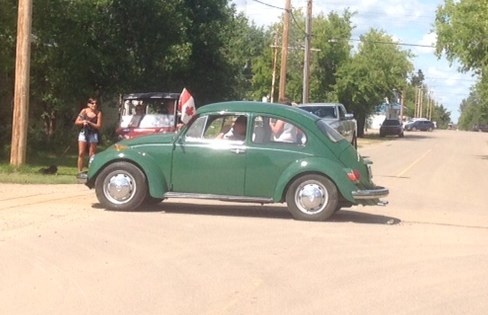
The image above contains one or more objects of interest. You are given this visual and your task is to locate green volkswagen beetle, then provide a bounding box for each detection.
[84,101,388,221]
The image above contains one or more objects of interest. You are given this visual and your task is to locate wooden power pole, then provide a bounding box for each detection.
[10,0,33,167]
[302,0,312,104]
[270,31,279,103]
[278,0,291,102]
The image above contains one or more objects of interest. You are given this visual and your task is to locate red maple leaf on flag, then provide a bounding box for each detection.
[178,88,196,124]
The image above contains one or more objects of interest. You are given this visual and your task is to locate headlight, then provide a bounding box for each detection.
[88,154,96,166]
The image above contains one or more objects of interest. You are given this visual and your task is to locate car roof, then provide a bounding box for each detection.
[198,101,319,124]
[123,92,180,100]
[298,102,343,107]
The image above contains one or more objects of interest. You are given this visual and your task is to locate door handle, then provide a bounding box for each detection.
[230,148,246,154]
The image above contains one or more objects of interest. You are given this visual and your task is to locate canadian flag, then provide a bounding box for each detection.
[178,88,196,124]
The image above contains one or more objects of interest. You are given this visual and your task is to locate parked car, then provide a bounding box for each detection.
[83,101,388,222]
[115,92,181,140]
[404,120,435,131]
[298,103,358,148]
[379,119,404,137]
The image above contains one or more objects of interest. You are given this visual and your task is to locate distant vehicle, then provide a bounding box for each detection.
[472,124,488,132]
[298,103,358,148]
[404,120,435,131]
[83,101,388,222]
[115,92,180,140]
[379,119,404,137]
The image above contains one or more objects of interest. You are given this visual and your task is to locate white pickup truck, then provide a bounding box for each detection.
[298,103,358,148]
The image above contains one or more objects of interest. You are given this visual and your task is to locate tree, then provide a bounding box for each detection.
[435,0,488,74]
[309,10,354,102]
[334,29,414,136]
[435,0,488,125]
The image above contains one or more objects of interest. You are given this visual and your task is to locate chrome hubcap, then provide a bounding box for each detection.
[295,180,328,215]
[104,173,135,204]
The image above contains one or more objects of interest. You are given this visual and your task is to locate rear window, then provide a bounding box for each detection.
[316,120,344,143]
[383,120,400,126]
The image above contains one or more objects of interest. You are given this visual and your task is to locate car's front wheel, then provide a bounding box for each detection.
[95,162,148,211]
[286,174,338,221]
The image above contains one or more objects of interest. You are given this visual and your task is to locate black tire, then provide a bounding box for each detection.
[399,132,404,137]
[286,174,338,221]
[95,162,148,211]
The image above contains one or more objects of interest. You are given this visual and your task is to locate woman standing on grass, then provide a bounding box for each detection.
[75,98,103,175]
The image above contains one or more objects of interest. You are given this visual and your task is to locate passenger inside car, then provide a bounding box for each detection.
[217,116,247,141]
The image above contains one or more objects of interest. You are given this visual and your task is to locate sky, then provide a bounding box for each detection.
[232,0,477,123]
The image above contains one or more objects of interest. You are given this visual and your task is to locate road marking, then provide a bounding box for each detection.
[396,149,432,177]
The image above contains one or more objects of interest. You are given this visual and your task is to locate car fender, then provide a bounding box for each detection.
[272,157,357,203]
[87,149,169,198]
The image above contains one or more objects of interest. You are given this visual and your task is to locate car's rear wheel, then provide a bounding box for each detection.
[286,174,338,221]
[95,162,148,211]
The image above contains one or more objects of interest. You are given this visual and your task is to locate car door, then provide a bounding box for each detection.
[245,115,308,198]
[171,114,247,196]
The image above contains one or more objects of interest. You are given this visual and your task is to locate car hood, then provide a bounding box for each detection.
[117,132,177,147]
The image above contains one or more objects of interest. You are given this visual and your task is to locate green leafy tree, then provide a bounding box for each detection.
[0,0,17,154]
[334,30,414,136]
[457,80,488,130]
[309,10,354,102]
[435,0,488,74]
[435,0,488,125]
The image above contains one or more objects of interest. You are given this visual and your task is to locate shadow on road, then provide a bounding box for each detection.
[331,210,401,225]
[94,202,401,225]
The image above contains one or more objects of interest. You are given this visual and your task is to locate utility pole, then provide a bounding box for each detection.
[10,0,33,167]
[419,87,424,118]
[302,0,312,104]
[400,88,405,121]
[278,0,291,102]
[270,31,279,103]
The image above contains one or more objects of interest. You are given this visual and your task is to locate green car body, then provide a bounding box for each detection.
[85,101,388,221]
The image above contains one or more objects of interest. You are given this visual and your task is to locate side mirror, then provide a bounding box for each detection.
[345,113,354,120]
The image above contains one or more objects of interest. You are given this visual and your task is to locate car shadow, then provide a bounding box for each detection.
[95,202,401,225]
[331,210,401,225]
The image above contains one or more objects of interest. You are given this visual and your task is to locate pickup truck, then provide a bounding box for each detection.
[298,103,358,148]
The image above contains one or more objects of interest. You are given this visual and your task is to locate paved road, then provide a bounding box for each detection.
[1,130,487,314]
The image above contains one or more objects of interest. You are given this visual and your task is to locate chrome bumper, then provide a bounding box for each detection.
[76,172,88,184]
[352,186,389,200]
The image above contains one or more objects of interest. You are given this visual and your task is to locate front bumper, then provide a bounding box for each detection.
[352,186,389,201]
[76,171,88,184]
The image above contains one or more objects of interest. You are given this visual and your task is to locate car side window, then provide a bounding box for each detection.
[185,114,248,143]
[185,116,207,141]
[254,115,306,145]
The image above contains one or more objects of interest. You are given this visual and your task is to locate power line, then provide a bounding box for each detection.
[250,0,285,11]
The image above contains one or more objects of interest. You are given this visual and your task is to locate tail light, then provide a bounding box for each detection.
[347,169,361,183]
